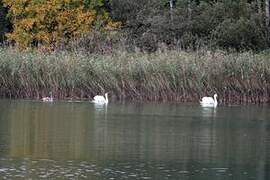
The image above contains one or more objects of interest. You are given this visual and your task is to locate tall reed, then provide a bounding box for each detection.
[0,47,269,104]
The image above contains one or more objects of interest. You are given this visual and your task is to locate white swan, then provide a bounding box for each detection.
[42,92,53,102]
[200,94,218,107]
[92,93,108,104]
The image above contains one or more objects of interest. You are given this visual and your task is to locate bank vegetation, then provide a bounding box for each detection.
[0,48,269,104]
[0,0,270,103]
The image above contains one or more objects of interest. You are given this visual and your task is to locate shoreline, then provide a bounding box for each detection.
[0,97,269,107]
[0,48,269,104]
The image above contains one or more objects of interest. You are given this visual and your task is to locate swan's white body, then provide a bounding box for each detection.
[200,94,218,107]
[42,92,53,102]
[92,93,108,104]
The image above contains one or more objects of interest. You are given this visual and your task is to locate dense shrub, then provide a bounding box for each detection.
[212,17,267,50]
[62,31,126,54]
[108,0,270,51]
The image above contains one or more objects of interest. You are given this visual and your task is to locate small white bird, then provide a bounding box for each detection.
[200,94,218,107]
[42,92,53,102]
[92,93,108,105]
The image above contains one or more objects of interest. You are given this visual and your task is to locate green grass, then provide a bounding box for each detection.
[0,47,269,104]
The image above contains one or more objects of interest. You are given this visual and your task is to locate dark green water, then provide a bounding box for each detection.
[0,100,269,180]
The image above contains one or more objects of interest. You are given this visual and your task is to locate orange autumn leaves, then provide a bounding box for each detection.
[3,0,120,49]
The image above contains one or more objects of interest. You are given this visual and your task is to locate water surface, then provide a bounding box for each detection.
[0,100,269,179]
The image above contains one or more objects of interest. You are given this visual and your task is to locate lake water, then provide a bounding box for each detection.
[0,100,269,179]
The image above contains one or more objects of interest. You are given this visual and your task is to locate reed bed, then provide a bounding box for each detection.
[0,47,269,104]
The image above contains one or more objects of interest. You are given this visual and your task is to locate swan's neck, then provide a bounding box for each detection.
[105,94,108,103]
[214,96,217,106]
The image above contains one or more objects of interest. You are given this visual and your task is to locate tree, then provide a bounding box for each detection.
[3,0,119,49]
[0,0,10,43]
[266,0,270,25]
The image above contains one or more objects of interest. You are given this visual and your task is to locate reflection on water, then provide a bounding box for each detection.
[0,100,270,179]
[201,107,217,118]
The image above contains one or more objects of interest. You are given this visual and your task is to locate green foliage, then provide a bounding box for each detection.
[108,0,270,51]
[0,0,270,51]
[212,17,267,50]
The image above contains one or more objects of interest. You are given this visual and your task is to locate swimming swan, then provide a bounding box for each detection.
[42,92,53,102]
[92,93,108,104]
[200,94,218,107]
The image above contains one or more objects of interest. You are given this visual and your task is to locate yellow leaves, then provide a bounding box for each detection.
[3,0,29,15]
[18,18,36,30]
[56,8,95,37]
[36,31,51,44]
[3,0,119,50]
[105,21,122,31]
[6,30,32,50]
